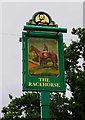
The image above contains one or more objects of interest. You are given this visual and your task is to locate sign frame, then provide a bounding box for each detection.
[22,30,66,92]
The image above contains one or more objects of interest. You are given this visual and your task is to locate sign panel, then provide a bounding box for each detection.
[22,32,66,92]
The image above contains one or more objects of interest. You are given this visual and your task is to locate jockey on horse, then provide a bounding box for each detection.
[42,44,48,58]
[40,44,48,66]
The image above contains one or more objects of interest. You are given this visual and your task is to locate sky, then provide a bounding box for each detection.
[0,1,84,117]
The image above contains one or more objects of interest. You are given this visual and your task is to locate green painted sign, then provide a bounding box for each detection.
[21,12,67,92]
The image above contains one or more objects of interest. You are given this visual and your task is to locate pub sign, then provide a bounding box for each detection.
[21,12,67,92]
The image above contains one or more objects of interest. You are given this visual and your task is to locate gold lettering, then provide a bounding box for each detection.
[39,78,50,82]
[28,82,32,86]
[28,82,60,87]
[39,78,42,82]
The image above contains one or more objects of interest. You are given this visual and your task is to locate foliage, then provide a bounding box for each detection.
[1,92,40,120]
[64,28,85,120]
[1,28,85,120]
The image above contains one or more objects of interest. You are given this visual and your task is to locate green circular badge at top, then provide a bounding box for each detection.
[34,12,51,25]
[26,11,58,27]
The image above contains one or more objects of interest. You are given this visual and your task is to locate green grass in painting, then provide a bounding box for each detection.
[29,64,59,76]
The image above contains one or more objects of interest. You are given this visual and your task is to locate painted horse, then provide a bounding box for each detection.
[29,45,58,67]
[29,45,43,64]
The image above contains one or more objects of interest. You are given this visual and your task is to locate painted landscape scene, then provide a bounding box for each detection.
[28,37,59,77]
